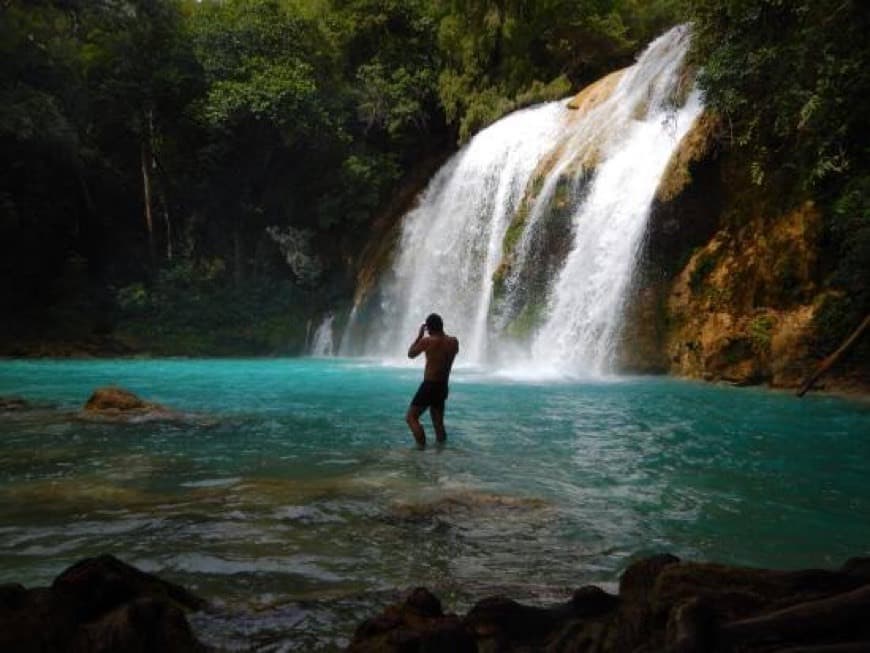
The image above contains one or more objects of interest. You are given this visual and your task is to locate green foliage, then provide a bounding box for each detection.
[828,176,870,313]
[117,284,151,314]
[748,313,774,351]
[116,256,311,354]
[0,0,691,353]
[689,0,870,189]
[434,0,685,141]
[192,0,324,132]
[690,0,870,324]
[505,300,546,339]
[809,293,863,359]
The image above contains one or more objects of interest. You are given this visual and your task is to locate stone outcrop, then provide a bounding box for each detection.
[80,386,181,421]
[348,554,870,652]
[0,554,209,653]
[5,553,870,651]
[620,108,868,392]
[349,587,475,653]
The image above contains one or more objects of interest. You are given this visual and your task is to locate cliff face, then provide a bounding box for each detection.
[619,112,868,391]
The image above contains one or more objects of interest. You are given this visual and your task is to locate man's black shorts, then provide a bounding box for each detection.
[410,381,449,410]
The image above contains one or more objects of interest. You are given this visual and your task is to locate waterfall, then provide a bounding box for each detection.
[310,314,335,357]
[528,26,703,375]
[358,101,574,362]
[349,26,702,375]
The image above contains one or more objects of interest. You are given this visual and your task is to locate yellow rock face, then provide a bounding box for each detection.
[665,202,823,386]
[566,69,626,116]
[656,112,722,203]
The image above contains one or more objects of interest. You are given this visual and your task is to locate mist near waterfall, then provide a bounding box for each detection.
[346,26,702,378]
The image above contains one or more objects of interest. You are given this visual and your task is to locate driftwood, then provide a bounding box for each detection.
[722,583,870,644]
[797,314,870,397]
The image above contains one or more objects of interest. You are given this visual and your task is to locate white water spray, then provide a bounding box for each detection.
[310,314,335,357]
[529,27,702,375]
[350,26,702,375]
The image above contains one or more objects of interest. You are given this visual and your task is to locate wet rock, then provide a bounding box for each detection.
[571,584,621,617]
[464,595,571,643]
[619,553,681,602]
[0,555,209,653]
[53,554,206,620]
[350,554,870,653]
[83,386,165,415]
[74,596,207,653]
[80,386,193,423]
[348,587,475,653]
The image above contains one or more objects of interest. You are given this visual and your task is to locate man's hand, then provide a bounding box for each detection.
[409,323,428,358]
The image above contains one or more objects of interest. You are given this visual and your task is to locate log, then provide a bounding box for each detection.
[721,583,870,644]
[797,314,870,397]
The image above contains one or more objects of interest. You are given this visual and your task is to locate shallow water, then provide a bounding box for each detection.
[1,358,869,650]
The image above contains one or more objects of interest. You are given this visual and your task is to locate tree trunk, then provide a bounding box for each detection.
[141,109,156,266]
[75,166,104,281]
[797,314,870,397]
[233,220,243,287]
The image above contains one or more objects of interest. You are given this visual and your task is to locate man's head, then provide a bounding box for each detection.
[425,313,444,334]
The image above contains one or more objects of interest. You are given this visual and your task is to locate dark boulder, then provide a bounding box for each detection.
[53,554,205,620]
[350,554,870,653]
[348,587,475,653]
[0,555,209,653]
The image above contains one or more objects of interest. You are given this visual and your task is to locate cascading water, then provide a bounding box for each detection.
[528,26,703,375]
[310,314,335,357]
[356,101,575,362]
[349,26,702,375]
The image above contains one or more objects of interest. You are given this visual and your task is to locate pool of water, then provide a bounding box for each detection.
[1,358,868,650]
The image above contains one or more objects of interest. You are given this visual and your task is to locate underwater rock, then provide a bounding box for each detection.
[0,555,209,653]
[0,396,30,411]
[389,490,550,522]
[348,554,870,652]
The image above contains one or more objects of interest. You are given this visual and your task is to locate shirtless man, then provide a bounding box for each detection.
[406,313,459,448]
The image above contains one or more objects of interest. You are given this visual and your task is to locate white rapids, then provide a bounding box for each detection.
[346,26,702,377]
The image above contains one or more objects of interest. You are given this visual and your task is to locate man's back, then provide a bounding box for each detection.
[423,333,459,382]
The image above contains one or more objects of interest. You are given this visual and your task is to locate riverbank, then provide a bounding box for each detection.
[4,552,869,652]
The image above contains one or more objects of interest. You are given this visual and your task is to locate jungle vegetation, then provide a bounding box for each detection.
[1,0,866,354]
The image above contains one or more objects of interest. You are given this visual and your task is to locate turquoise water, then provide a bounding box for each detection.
[1,358,869,650]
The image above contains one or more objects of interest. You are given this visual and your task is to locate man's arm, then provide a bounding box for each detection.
[408,324,429,358]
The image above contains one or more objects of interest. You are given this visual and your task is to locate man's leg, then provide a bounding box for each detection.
[430,405,447,443]
[406,404,427,448]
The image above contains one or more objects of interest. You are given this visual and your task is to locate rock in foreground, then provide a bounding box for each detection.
[0,554,209,653]
[348,554,870,652]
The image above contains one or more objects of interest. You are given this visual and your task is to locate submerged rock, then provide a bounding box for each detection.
[0,554,209,653]
[389,491,550,522]
[0,396,30,411]
[348,554,870,652]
